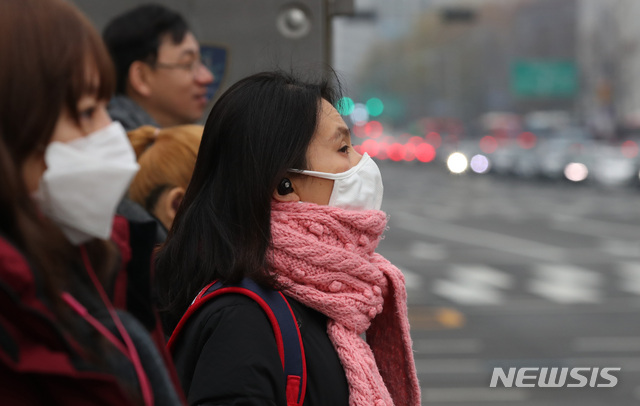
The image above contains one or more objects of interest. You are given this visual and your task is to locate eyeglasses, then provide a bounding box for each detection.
[153,58,207,74]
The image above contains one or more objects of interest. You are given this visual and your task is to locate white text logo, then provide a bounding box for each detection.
[489,367,620,388]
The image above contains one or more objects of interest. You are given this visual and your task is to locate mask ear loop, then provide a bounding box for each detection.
[66,246,155,406]
[290,152,371,180]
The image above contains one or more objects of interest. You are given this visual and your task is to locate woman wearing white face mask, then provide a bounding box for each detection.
[0,0,183,404]
[156,72,420,406]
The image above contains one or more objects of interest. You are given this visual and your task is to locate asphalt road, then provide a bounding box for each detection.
[375,160,640,406]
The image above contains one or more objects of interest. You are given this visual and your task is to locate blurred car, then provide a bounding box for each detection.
[490,139,520,175]
[537,127,595,181]
[490,134,542,178]
[590,142,640,187]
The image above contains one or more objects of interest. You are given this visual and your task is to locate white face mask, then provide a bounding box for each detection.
[293,152,384,211]
[33,121,140,245]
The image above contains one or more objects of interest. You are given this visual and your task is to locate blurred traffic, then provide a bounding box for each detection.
[341,103,640,188]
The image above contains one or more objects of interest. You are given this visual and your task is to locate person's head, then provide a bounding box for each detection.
[128,125,203,229]
[0,0,141,386]
[156,71,362,328]
[0,0,116,231]
[103,4,214,127]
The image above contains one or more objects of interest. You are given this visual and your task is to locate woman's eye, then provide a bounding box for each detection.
[79,107,96,120]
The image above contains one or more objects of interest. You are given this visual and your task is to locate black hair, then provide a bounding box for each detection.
[103,3,189,94]
[155,71,340,331]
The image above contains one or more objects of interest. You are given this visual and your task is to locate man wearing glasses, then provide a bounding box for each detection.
[104,4,214,130]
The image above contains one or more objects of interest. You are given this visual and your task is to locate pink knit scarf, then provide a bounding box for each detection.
[269,201,421,406]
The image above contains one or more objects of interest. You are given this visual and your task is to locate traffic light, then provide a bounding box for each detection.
[365,98,384,117]
[336,97,355,115]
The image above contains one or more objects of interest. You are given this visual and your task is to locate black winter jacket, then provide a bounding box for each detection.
[171,293,350,406]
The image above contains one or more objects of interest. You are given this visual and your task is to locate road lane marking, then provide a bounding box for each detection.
[408,307,465,329]
[423,387,529,403]
[420,203,461,220]
[565,356,640,371]
[433,265,513,305]
[409,241,448,261]
[400,267,423,290]
[619,262,640,294]
[601,240,640,258]
[393,212,566,261]
[551,214,640,240]
[415,358,485,374]
[417,357,640,374]
[414,338,483,354]
[449,298,640,315]
[528,264,601,303]
[573,337,640,352]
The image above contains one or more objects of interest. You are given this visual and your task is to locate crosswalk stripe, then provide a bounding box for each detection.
[394,212,567,262]
[600,240,640,258]
[404,261,640,306]
[573,336,640,352]
[432,265,513,305]
[528,264,601,303]
[422,387,529,403]
[618,262,640,295]
[552,215,640,240]
[414,338,483,354]
[399,268,423,290]
[408,241,447,261]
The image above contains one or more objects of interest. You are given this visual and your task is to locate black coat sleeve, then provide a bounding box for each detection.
[172,294,287,406]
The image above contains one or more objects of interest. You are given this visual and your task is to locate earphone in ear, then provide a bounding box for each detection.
[277,178,294,195]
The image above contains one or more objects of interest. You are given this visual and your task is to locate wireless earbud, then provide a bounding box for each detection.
[277,178,294,195]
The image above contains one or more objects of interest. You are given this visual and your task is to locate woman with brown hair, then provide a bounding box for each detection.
[127,125,203,233]
[0,0,183,404]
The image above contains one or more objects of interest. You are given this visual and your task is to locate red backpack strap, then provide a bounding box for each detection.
[167,278,306,406]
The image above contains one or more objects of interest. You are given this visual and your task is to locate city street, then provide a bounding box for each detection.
[376,161,640,405]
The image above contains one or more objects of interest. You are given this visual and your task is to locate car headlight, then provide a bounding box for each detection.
[447,152,468,174]
[564,162,588,182]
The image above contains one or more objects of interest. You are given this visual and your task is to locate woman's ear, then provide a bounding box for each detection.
[127,61,153,97]
[167,186,185,216]
[272,178,301,202]
[153,186,185,229]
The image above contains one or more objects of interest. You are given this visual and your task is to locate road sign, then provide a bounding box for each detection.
[201,45,228,102]
[511,60,578,98]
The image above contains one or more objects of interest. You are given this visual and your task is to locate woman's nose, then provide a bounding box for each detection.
[351,148,363,168]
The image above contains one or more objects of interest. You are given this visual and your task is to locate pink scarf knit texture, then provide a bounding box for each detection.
[269,201,421,406]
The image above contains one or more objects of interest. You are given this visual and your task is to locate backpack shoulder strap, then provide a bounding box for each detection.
[167,278,306,406]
